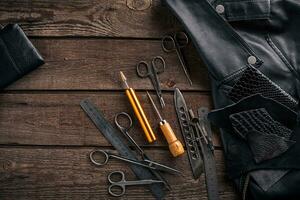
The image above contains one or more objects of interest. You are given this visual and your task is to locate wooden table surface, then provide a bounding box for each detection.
[0,1,240,199]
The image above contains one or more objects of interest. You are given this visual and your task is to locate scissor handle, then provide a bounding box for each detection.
[114,112,133,133]
[161,35,176,52]
[174,32,189,48]
[108,171,126,197]
[136,61,152,78]
[152,56,166,74]
[89,150,109,166]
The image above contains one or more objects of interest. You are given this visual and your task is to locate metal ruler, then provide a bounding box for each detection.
[197,107,220,200]
[80,99,165,199]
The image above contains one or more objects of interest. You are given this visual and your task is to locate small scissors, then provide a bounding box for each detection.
[162,32,192,85]
[136,56,166,108]
[108,171,164,197]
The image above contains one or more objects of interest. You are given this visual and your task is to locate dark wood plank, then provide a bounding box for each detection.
[0,147,240,200]
[0,92,222,147]
[0,1,240,199]
[0,0,181,38]
[6,38,209,91]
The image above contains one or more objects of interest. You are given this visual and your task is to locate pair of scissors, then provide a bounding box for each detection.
[108,171,164,197]
[136,56,166,108]
[90,149,181,174]
[162,32,192,85]
[114,112,181,174]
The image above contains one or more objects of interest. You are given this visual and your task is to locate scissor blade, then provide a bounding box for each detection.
[123,180,164,186]
[143,159,182,175]
[159,96,166,108]
[150,74,165,108]
[175,48,193,85]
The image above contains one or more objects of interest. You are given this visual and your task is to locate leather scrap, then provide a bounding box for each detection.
[208,94,297,131]
[229,108,293,140]
[227,66,298,110]
[247,130,295,163]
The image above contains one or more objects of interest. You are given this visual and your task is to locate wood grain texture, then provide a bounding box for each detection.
[6,38,210,91]
[0,0,241,199]
[0,92,221,147]
[0,0,181,38]
[0,147,240,200]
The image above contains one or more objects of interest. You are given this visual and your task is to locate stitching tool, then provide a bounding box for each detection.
[120,71,157,143]
[162,32,192,85]
[136,56,166,108]
[146,91,185,157]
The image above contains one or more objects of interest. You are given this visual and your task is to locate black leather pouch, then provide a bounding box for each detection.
[0,24,44,88]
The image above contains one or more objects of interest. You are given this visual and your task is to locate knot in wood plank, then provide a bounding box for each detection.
[0,159,14,172]
[126,0,151,11]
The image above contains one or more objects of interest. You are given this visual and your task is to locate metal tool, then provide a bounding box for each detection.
[114,112,172,190]
[189,108,219,200]
[90,149,181,175]
[136,56,166,108]
[147,91,184,157]
[162,32,192,85]
[108,171,164,197]
[120,71,157,143]
[114,112,181,175]
[115,112,144,156]
[174,88,203,179]
[189,108,214,152]
[80,99,165,199]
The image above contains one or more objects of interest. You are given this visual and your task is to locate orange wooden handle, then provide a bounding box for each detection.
[160,120,184,157]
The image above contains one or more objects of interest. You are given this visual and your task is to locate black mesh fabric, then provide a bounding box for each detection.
[227,66,298,110]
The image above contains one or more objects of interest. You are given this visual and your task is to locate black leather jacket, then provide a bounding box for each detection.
[165,0,300,199]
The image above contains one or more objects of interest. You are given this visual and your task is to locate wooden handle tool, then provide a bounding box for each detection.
[146,91,184,157]
[120,71,157,143]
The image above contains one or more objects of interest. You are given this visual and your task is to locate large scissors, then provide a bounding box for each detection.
[89,149,181,174]
[114,112,181,174]
[136,56,166,108]
[162,32,192,85]
[89,112,181,174]
[108,171,164,197]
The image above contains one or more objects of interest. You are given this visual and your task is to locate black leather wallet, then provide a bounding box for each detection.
[0,24,44,89]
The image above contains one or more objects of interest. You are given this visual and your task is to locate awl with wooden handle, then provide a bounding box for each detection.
[146,91,184,157]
